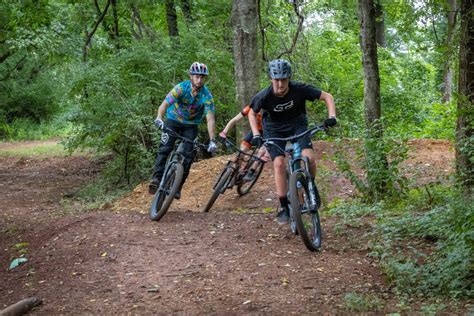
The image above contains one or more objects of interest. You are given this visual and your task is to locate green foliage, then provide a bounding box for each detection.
[335,135,409,202]
[330,184,473,299]
[1,1,82,139]
[64,21,235,185]
[0,0,464,196]
[414,101,456,139]
[370,186,473,299]
[13,242,29,255]
[343,292,383,312]
[0,58,61,124]
[0,117,71,141]
[329,199,382,229]
[0,139,64,157]
[72,167,132,211]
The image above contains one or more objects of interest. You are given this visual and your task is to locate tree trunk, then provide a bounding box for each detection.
[130,4,156,41]
[442,0,458,103]
[359,0,388,199]
[232,0,259,139]
[111,0,120,50]
[374,2,386,47]
[456,0,474,193]
[111,0,119,38]
[180,0,193,27]
[83,0,111,62]
[166,0,179,38]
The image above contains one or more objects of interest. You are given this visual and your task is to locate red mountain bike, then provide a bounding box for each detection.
[203,138,266,212]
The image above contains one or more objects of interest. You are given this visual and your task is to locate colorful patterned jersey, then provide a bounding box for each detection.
[164,80,215,124]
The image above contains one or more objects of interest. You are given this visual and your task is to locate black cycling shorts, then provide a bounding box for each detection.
[263,117,313,160]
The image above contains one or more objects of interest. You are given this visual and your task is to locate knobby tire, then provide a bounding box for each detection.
[149,163,184,221]
[289,171,322,251]
[236,159,264,196]
[203,167,233,213]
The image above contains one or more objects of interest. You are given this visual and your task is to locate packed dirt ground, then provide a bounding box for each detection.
[0,139,468,314]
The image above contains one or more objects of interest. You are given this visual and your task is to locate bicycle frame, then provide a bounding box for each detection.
[263,123,328,250]
[265,124,326,176]
[285,142,319,212]
[157,128,207,193]
[214,138,265,190]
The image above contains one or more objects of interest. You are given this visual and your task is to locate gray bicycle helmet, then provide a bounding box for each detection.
[268,59,292,79]
[189,62,209,76]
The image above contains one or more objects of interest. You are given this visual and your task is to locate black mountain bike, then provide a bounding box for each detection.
[264,123,328,251]
[150,127,207,221]
[203,138,266,212]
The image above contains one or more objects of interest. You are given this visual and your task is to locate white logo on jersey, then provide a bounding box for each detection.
[274,100,294,112]
[161,132,169,145]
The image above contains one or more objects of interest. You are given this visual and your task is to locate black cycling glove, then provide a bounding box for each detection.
[324,117,337,128]
[251,135,263,147]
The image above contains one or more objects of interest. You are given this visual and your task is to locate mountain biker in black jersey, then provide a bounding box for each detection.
[248,59,337,224]
[149,62,218,199]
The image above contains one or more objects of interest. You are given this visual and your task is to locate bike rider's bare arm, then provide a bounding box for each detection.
[248,109,261,137]
[156,100,170,120]
[206,111,216,140]
[221,112,245,137]
[319,91,336,118]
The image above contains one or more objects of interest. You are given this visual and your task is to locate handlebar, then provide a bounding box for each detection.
[162,127,208,149]
[218,137,266,162]
[263,123,329,154]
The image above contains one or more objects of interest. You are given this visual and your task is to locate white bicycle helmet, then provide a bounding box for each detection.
[189,62,209,76]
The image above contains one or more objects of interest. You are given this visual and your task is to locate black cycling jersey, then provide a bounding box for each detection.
[250,81,322,124]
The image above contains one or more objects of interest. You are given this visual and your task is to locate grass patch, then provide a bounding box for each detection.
[13,242,29,255]
[343,292,383,312]
[0,141,66,157]
[0,140,93,157]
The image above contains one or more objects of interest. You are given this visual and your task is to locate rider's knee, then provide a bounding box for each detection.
[273,156,286,170]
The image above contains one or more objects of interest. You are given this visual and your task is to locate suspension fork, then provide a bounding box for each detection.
[289,157,318,211]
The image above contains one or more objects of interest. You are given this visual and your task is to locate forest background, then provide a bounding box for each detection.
[0,0,472,308]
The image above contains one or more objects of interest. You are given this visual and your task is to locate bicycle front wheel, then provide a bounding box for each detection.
[236,159,264,196]
[149,163,184,221]
[203,167,233,212]
[289,171,322,251]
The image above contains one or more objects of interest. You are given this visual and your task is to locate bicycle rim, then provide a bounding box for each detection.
[289,171,322,251]
[203,167,233,212]
[236,160,264,196]
[149,163,184,221]
[289,205,298,235]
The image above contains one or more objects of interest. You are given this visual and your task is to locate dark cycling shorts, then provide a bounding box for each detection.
[263,117,313,160]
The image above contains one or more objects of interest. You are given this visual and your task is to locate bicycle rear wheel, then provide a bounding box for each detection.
[203,167,233,212]
[149,163,184,221]
[236,159,264,196]
[289,171,322,251]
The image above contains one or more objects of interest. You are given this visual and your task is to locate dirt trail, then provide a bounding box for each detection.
[0,139,460,314]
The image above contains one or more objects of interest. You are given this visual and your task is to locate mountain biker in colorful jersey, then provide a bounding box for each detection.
[219,105,269,180]
[248,59,337,224]
[150,62,218,199]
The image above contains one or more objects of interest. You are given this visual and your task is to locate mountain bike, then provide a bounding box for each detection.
[264,123,328,251]
[150,127,207,221]
[203,138,266,212]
